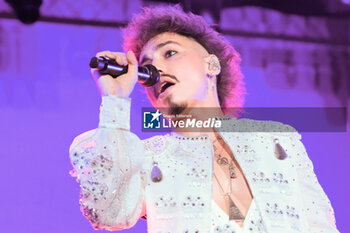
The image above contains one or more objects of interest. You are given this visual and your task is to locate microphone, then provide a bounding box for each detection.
[89,56,160,87]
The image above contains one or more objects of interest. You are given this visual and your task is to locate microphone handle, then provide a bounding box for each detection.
[89,56,160,87]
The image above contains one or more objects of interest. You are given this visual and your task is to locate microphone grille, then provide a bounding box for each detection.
[89,57,99,68]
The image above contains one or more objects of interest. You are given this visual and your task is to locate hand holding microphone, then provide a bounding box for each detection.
[90,51,159,98]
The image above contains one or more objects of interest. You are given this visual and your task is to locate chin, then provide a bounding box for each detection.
[158,95,187,115]
[169,103,187,115]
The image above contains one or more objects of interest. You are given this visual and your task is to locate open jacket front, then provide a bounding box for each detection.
[69,95,339,233]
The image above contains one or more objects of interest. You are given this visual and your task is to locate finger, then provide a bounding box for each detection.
[127,50,137,66]
[126,51,138,76]
[115,54,123,66]
[118,53,128,66]
[96,51,116,59]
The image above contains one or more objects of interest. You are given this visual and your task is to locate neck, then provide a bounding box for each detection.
[168,80,224,137]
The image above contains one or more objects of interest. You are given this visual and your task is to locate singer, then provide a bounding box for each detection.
[69,5,339,233]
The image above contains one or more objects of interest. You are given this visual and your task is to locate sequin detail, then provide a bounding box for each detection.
[69,97,338,232]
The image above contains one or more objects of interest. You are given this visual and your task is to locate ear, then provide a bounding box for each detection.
[204,54,221,76]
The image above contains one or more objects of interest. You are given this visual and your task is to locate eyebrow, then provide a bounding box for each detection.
[140,40,181,65]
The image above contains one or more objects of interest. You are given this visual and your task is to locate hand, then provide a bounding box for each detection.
[91,50,138,98]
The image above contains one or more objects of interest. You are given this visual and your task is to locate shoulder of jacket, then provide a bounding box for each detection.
[69,129,97,154]
[142,134,170,155]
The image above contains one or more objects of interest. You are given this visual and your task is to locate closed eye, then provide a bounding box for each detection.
[164,50,177,58]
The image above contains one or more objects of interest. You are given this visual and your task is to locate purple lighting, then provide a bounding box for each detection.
[0,0,348,233]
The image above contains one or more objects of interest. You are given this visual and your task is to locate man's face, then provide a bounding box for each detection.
[140,32,211,114]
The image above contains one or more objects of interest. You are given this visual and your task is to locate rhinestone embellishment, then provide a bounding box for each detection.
[151,161,163,182]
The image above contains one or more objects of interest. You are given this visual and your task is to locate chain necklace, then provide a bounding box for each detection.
[212,136,237,179]
[214,173,245,221]
[212,134,244,221]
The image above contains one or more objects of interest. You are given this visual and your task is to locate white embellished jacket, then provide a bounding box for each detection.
[69,95,339,233]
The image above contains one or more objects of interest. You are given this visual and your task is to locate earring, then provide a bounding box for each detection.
[207,75,215,88]
[210,80,215,88]
[209,57,220,71]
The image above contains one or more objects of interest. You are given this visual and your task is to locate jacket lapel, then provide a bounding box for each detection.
[218,128,307,232]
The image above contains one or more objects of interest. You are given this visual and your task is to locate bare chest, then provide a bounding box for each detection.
[212,142,253,227]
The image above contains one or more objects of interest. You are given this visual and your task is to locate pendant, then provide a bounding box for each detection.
[217,155,228,165]
[227,195,245,221]
[274,138,288,160]
[151,161,163,182]
[229,162,237,179]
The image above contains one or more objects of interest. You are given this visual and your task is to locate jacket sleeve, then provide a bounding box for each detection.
[69,95,146,230]
[292,133,340,233]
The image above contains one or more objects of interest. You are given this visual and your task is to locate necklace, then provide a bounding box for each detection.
[214,173,245,221]
[212,134,244,221]
[212,136,237,179]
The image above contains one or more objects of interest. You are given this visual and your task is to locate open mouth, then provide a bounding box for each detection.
[159,81,175,95]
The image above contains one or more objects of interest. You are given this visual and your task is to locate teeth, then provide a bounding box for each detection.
[159,81,175,95]
[160,82,169,93]
[158,82,166,94]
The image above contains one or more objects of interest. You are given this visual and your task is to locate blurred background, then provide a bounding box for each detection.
[0,0,349,232]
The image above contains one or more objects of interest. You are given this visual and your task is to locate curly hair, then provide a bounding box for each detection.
[123,4,246,116]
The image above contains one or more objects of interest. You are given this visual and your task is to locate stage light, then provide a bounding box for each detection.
[5,0,42,24]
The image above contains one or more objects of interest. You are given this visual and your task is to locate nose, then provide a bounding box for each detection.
[157,68,163,74]
[152,64,163,73]
[153,65,164,81]
[153,67,162,85]
[151,57,166,74]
